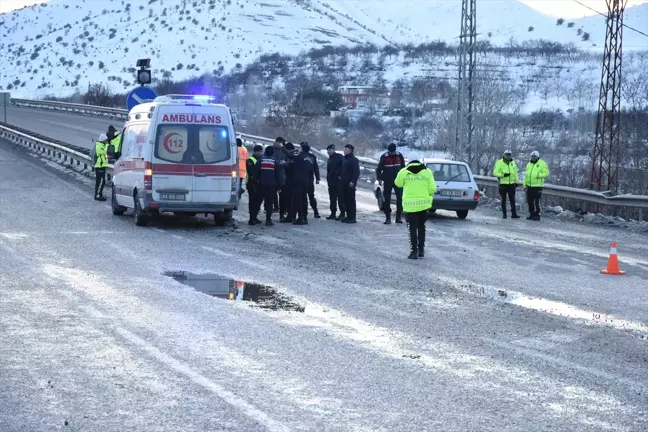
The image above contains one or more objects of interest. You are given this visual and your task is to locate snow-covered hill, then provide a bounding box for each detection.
[1,0,646,99]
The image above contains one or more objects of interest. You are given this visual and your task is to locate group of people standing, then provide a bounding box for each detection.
[243,137,360,226]
[493,149,550,220]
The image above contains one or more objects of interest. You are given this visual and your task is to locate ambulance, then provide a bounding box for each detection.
[110,95,239,226]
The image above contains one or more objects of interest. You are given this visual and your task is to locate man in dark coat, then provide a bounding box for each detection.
[325,144,343,220]
[260,145,285,226]
[292,142,316,225]
[246,145,263,225]
[304,142,321,218]
[376,142,406,224]
[340,144,360,224]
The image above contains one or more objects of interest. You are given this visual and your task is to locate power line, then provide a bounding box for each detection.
[571,0,648,39]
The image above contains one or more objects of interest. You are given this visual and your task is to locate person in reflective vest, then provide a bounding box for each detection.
[106,125,121,161]
[493,149,520,219]
[237,138,248,199]
[395,158,436,259]
[94,134,110,201]
[524,150,550,221]
[376,142,406,224]
[259,146,285,226]
[246,145,263,225]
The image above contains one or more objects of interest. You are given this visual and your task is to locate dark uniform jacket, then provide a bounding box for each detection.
[260,156,285,187]
[246,156,261,190]
[341,153,360,185]
[376,151,405,182]
[308,153,321,183]
[327,152,343,185]
[292,151,315,186]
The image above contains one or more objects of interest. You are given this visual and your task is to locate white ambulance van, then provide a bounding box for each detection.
[110,95,239,226]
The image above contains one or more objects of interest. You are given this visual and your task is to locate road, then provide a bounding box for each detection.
[5,105,118,150]
[1,134,647,431]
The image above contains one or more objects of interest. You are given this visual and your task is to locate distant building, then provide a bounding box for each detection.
[339,85,390,111]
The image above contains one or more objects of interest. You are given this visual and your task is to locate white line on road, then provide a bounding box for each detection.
[114,326,291,432]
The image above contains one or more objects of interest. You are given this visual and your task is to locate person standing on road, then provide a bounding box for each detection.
[279,142,299,223]
[260,146,285,226]
[306,143,321,219]
[376,142,406,224]
[524,150,550,221]
[395,158,436,260]
[292,142,316,225]
[325,144,343,220]
[340,144,360,224]
[106,125,122,162]
[93,134,110,201]
[273,136,288,215]
[493,150,520,219]
[237,138,248,199]
[246,145,263,225]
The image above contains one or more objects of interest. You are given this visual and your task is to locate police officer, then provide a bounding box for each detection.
[246,145,263,225]
[524,150,550,221]
[280,142,299,223]
[94,133,110,201]
[292,142,315,225]
[273,136,287,214]
[394,157,436,259]
[304,142,321,219]
[376,142,406,224]
[340,144,360,224]
[260,146,284,226]
[106,125,121,162]
[493,149,520,219]
[325,144,343,220]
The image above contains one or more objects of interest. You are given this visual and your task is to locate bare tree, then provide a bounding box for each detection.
[84,83,114,106]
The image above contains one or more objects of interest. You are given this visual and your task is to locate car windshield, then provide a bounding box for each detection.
[426,163,471,182]
[155,124,231,164]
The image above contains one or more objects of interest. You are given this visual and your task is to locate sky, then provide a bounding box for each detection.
[1,0,647,17]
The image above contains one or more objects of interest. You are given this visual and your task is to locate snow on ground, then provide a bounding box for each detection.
[0,0,646,101]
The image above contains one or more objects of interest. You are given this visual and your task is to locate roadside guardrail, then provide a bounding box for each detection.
[7,98,648,219]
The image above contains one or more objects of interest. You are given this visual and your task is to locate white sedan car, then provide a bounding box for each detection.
[374,159,480,219]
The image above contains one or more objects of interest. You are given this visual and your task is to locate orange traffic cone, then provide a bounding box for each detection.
[601,242,625,275]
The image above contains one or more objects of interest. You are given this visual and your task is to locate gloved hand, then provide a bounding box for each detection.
[379,180,383,186]
[503,173,510,177]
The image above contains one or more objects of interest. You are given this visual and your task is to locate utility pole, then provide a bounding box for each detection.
[455,0,476,169]
[590,0,626,193]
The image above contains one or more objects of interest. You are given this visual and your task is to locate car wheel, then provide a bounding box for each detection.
[111,189,126,216]
[456,210,469,220]
[133,193,149,227]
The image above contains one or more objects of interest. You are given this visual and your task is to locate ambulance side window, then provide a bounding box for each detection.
[198,126,230,164]
[120,125,137,160]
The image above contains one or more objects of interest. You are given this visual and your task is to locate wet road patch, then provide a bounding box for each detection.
[163,271,305,312]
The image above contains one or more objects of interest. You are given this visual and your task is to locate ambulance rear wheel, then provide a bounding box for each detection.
[214,210,232,226]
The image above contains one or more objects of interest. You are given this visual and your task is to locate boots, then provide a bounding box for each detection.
[265,216,273,226]
[408,251,418,260]
[313,210,320,219]
[395,214,403,224]
[384,214,391,225]
[326,213,336,220]
[418,248,425,258]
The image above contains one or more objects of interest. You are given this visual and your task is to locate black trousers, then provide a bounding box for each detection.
[527,187,543,216]
[308,183,318,213]
[342,184,356,220]
[238,178,245,199]
[328,182,341,214]
[248,185,262,220]
[262,185,277,219]
[279,183,293,216]
[95,168,106,197]
[499,184,517,216]
[383,181,403,216]
[293,183,309,221]
[407,211,427,252]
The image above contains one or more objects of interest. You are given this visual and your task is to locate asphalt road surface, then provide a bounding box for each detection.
[1,136,647,431]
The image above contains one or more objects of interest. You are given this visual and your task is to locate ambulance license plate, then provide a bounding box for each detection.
[160,193,186,201]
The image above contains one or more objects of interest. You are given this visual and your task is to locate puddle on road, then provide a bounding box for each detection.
[465,282,648,338]
[163,271,305,313]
